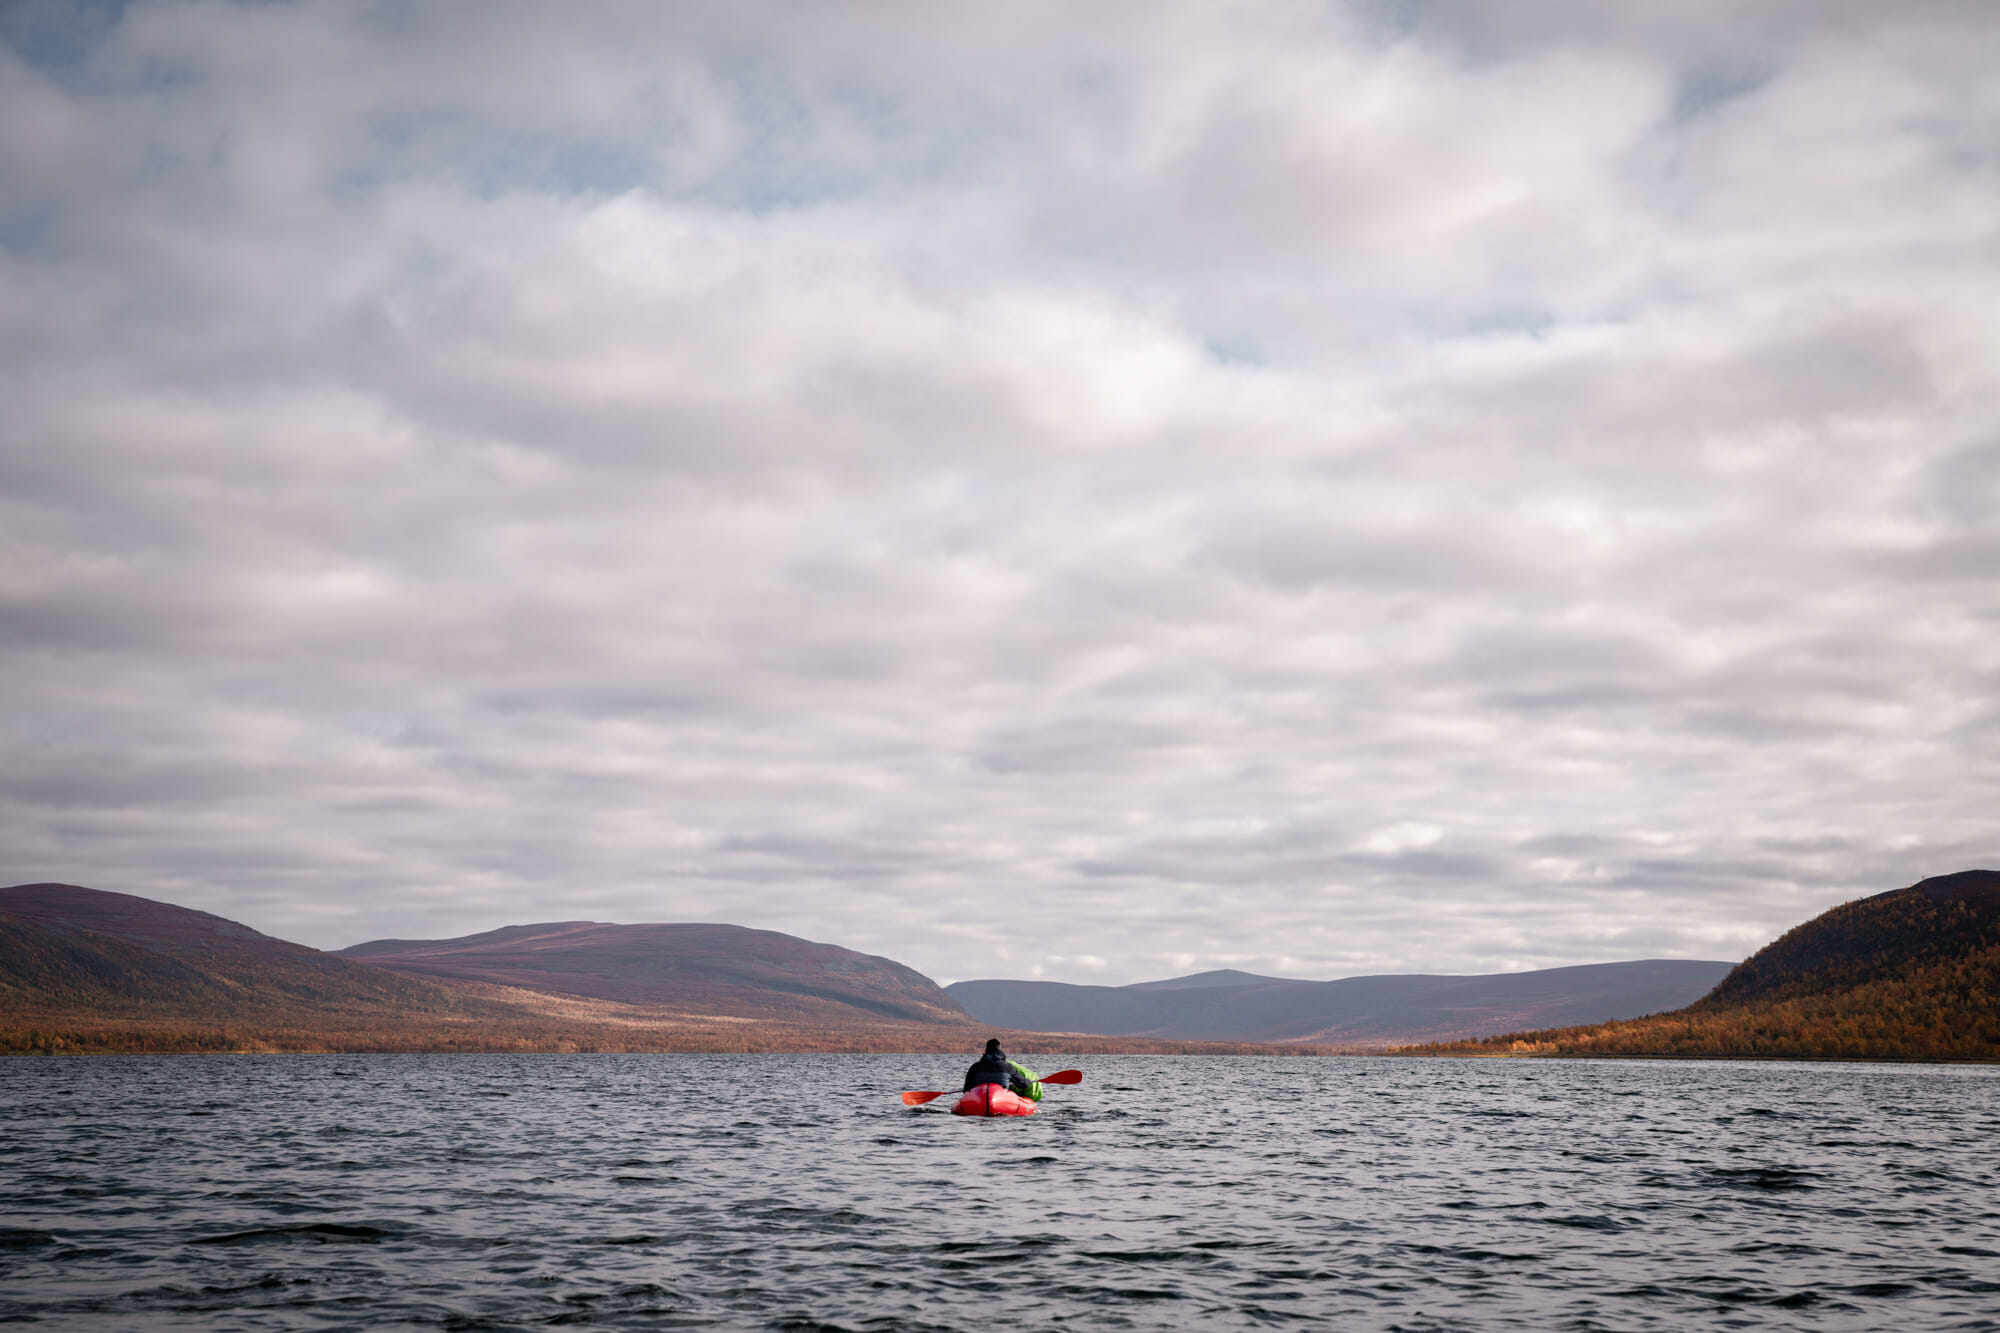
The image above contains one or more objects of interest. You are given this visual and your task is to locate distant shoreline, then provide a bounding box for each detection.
[10,1028,1994,1064]
[0,1021,1360,1059]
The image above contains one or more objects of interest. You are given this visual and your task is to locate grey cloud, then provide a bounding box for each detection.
[1,1,1993,987]
[1202,512,1538,594]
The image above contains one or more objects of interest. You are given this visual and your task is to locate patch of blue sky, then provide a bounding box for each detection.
[4,0,214,105]
[461,139,666,203]
[1349,0,1433,44]
[1458,305,1556,341]
[0,204,56,256]
[1669,61,1773,126]
[337,105,666,204]
[336,89,963,216]
[0,0,130,76]
[680,51,1010,213]
[1204,333,1268,368]
[673,148,951,218]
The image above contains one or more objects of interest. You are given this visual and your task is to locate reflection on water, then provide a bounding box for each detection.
[3,1053,1997,1329]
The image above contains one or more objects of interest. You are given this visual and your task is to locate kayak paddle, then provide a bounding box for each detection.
[901,1069,1082,1106]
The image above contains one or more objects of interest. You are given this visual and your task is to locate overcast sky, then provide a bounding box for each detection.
[3,1,1995,986]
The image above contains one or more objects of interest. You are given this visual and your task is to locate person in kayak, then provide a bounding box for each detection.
[963,1038,1042,1102]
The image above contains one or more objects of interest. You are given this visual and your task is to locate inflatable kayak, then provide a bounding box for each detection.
[952,1082,1038,1117]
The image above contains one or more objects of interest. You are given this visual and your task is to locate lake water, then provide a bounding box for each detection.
[3,1053,1997,1330]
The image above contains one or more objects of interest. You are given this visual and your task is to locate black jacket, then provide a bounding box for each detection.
[963,1051,1028,1094]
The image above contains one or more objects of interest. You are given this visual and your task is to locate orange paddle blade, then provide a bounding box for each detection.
[901,1089,951,1105]
[1039,1069,1083,1084]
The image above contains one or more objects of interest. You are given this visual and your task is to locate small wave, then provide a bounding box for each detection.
[0,1229,57,1249]
[191,1223,391,1245]
[1186,1239,1274,1252]
[1727,1240,1824,1256]
[199,1275,301,1295]
[1684,1278,1784,1306]
[1768,1290,1826,1308]
[1045,1280,1186,1303]
[1080,1247,1227,1266]
[1704,1166,1823,1191]
[1405,1243,1544,1262]
[1535,1213,1625,1232]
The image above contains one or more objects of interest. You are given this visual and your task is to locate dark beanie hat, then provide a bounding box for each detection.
[983,1038,1003,1055]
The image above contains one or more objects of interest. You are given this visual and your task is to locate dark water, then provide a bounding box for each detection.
[3,1055,1997,1330]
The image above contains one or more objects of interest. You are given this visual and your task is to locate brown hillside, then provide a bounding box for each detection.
[2,884,1342,1056]
[1402,870,2000,1062]
[0,883,489,1022]
[1702,869,1999,1007]
[339,920,969,1025]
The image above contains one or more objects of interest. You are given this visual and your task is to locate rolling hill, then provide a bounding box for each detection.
[0,883,1316,1055]
[0,883,981,1052]
[1410,869,2000,1060]
[27,870,1986,1059]
[947,959,1734,1047]
[338,921,970,1025]
[0,882,484,1024]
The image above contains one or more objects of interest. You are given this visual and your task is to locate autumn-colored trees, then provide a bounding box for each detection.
[1409,871,2000,1062]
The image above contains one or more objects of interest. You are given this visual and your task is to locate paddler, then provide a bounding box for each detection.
[962,1038,1042,1102]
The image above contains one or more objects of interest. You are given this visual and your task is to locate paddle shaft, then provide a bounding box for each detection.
[901,1069,1082,1106]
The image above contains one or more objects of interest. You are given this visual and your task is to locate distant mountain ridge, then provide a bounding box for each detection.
[1418,870,2000,1061]
[0,883,1336,1056]
[1128,969,1292,991]
[338,920,969,1025]
[1,883,982,1053]
[24,872,1985,1060]
[947,958,1734,1047]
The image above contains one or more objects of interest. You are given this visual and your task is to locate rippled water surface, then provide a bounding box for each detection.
[4,1054,1998,1330]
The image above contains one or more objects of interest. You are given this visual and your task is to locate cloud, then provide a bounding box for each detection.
[2,0,1994,985]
